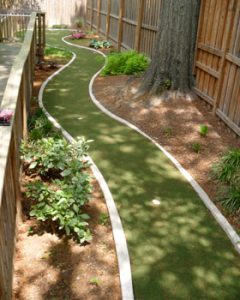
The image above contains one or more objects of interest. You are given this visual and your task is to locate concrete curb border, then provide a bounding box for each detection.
[38,37,135,300]
[63,38,240,255]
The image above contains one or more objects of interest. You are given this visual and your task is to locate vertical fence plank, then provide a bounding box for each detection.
[97,0,101,32]
[90,0,93,29]
[213,0,237,112]
[106,0,111,39]
[134,0,144,52]
[117,0,124,50]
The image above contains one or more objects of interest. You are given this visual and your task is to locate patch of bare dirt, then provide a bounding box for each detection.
[93,75,240,230]
[13,63,121,300]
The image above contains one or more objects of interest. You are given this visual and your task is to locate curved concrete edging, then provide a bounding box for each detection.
[38,37,135,300]
[62,38,240,255]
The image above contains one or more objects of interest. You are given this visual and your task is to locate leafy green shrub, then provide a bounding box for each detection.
[26,179,92,243]
[21,137,92,243]
[199,124,208,137]
[212,149,240,212]
[21,137,89,176]
[101,51,150,76]
[22,109,93,243]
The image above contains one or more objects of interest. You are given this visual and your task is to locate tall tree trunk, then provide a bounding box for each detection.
[139,0,201,95]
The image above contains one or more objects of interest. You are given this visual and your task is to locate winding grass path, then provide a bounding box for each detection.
[43,30,240,300]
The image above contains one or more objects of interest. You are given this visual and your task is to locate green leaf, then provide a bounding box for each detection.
[29,161,38,169]
[65,225,70,235]
[80,214,90,220]
[61,169,72,177]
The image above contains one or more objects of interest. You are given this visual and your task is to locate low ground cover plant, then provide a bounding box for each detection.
[199,124,208,137]
[191,142,202,153]
[101,50,150,76]
[21,110,92,243]
[212,148,240,213]
[89,39,112,49]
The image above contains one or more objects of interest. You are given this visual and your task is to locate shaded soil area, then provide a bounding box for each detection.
[13,62,121,300]
[93,75,240,231]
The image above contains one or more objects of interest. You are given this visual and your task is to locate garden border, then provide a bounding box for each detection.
[38,34,134,300]
[62,38,240,255]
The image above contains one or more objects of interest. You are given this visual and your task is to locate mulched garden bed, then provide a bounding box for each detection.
[13,60,121,300]
[93,75,240,231]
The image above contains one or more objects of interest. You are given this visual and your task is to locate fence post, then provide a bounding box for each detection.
[37,12,42,62]
[106,0,111,39]
[42,13,45,48]
[97,0,101,33]
[213,0,236,113]
[134,0,144,52]
[118,0,125,51]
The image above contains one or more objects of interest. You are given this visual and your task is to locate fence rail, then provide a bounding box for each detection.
[0,12,45,299]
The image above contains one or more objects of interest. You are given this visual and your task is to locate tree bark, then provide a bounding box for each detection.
[139,0,201,95]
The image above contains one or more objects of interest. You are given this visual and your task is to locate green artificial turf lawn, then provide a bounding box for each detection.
[43,30,240,300]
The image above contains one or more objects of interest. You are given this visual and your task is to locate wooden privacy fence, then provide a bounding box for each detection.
[194,0,240,136]
[86,0,162,56]
[0,12,45,299]
[87,0,240,136]
[0,0,87,26]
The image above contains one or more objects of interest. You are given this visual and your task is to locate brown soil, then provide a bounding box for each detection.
[13,62,121,300]
[93,75,240,230]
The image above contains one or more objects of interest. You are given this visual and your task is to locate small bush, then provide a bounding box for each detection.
[212,148,240,212]
[191,142,201,153]
[101,51,150,76]
[21,137,92,243]
[199,124,208,137]
[21,111,93,243]
[21,136,89,176]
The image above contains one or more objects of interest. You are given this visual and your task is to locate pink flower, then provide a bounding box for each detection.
[71,32,86,39]
[0,109,13,125]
